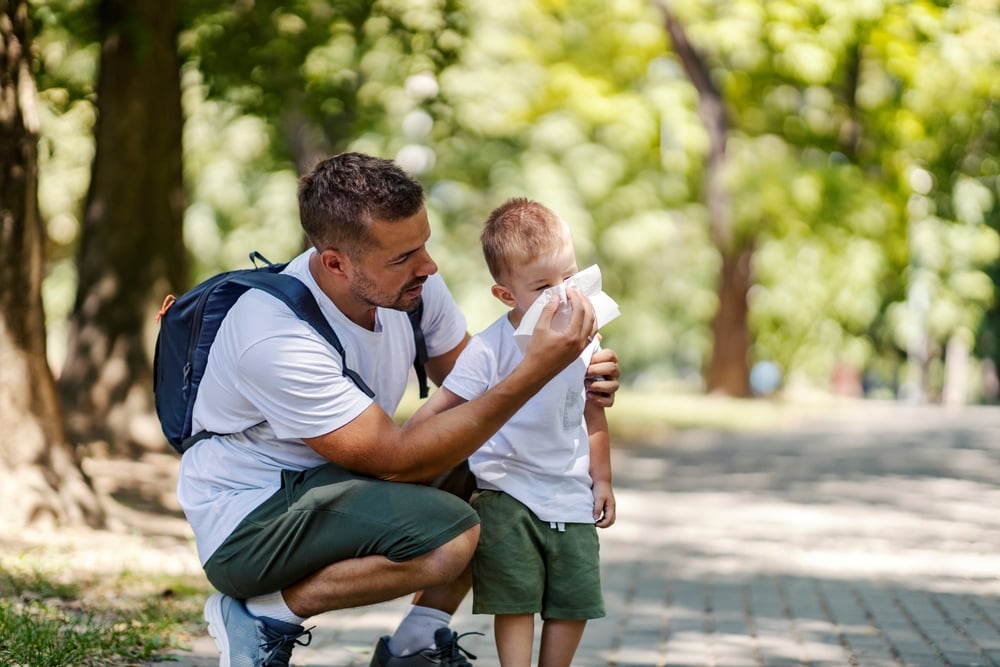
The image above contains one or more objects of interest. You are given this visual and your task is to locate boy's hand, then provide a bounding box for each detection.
[593,480,616,528]
[585,343,620,408]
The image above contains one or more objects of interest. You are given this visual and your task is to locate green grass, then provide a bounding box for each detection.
[602,389,817,441]
[0,561,211,667]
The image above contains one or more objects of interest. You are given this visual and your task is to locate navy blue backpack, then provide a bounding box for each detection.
[153,252,429,454]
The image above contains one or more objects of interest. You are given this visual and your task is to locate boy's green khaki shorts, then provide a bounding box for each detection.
[470,490,605,620]
[204,462,480,599]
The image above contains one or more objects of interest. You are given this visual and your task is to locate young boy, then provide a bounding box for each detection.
[406,198,617,667]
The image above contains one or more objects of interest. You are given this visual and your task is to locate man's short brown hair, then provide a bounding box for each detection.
[298,152,424,256]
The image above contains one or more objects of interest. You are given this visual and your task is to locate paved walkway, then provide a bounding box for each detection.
[154,402,1000,666]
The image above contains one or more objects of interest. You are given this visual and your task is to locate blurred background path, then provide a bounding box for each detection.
[152,402,1000,666]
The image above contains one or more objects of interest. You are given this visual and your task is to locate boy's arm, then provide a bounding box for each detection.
[586,401,615,528]
[405,385,469,427]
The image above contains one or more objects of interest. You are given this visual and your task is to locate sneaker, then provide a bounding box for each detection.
[368,627,480,666]
[204,592,312,667]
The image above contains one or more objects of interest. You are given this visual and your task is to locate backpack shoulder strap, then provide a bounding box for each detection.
[230,271,376,398]
[408,299,429,399]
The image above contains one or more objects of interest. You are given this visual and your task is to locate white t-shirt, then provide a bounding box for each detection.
[443,314,598,524]
[177,249,467,564]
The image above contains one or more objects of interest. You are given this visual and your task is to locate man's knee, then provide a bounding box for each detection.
[425,524,480,581]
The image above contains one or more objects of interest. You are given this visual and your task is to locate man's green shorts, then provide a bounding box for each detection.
[470,490,605,620]
[204,462,479,599]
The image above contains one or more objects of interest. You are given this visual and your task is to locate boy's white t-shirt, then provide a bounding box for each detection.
[443,314,598,525]
[176,249,467,564]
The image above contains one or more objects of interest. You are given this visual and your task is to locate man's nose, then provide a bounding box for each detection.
[416,248,438,276]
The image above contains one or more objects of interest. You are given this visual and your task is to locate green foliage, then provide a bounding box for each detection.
[181,71,304,279]
[184,0,468,157]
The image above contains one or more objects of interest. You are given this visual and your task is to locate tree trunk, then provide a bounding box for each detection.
[657,1,752,396]
[706,246,754,397]
[58,0,187,454]
[0,0,102,529]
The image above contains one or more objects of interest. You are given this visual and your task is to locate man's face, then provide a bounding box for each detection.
[348,207,438,312]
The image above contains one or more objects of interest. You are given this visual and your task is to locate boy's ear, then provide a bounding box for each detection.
[491,283,517,308]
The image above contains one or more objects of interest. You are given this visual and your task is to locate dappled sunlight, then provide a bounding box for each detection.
[605,466,1000,594]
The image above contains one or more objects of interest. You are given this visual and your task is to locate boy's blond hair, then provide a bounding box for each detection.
[481,198,569,282]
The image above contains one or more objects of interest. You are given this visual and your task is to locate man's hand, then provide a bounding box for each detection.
[585,344,620,408]
[521,287,596,378]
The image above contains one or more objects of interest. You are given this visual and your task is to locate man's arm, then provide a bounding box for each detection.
[586,401,615,528]
[303,288,595,482]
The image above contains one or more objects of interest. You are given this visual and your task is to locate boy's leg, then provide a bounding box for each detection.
[538,619,586,667]
[494,614,536,667]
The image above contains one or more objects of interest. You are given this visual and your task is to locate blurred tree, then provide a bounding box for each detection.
[657,2,750,396]
[57,0,186,453]
[650,0,999,398]
[0,0,102,528]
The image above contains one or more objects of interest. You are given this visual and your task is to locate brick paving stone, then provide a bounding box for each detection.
[708,581,758,667]
[937,596,1000,662]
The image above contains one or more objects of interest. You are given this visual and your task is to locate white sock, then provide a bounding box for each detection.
[245,591,308,626]
[388,604,452,657]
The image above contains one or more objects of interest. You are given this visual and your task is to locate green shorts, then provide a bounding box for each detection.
[470,490,604,620]
[203,462,479,599]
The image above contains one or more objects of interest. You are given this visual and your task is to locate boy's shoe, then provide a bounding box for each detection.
[204,592,312,667]
[368,627,480,666]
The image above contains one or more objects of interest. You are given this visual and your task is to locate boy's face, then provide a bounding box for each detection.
[492,236,578,319]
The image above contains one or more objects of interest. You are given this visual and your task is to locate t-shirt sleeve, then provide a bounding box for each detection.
[441,335,495,401]
[236,329,373,440]
[420,274,467,358]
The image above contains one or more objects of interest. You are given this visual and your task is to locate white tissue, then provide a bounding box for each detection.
[512,264,620,351]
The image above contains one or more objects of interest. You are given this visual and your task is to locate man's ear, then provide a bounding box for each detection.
[318,248,350,278]
[491,283,517,308]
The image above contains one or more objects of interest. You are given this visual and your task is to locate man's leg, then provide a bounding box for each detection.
[377,462,478,661]
[284,526,479,616]
[202,463,480,667]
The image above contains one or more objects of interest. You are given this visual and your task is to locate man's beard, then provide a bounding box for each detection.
[351,268,426,312]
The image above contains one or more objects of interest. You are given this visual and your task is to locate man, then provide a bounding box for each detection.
[176,152,621,667]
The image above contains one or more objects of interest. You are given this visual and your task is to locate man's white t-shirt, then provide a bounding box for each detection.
[176,249,467,564]
[442,314,599,525]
